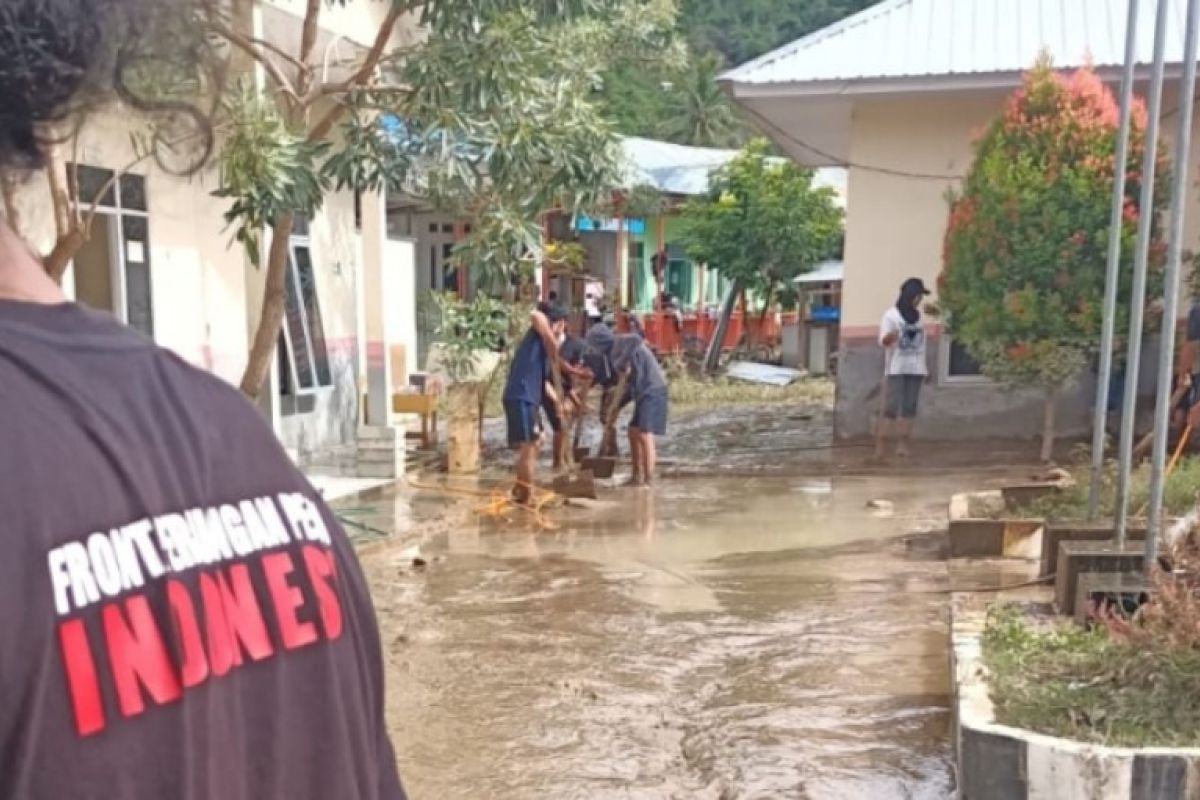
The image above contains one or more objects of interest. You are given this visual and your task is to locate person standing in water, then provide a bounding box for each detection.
[502,304,567,503]
[876,278,933,460]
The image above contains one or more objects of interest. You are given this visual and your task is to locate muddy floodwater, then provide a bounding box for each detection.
[353,407,1033,799]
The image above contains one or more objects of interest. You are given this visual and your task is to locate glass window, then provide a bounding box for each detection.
[73,164,116,207]
[948,339,984,377]
[119,174,147,212]
[294,246,331,387]
[279,242,332,396]
[121,216,153,337]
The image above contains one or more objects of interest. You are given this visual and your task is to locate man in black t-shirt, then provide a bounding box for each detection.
[0,2,406,798]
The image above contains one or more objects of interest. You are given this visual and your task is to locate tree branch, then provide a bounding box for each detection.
[306,4,408,141]
[296,0,323,94]
[45,144,72,243]
[208,18,301,105]
[1,171,22,239]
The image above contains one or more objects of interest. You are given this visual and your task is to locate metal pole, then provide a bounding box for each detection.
[1147,0,1200,569]
[1115,0,1170,545]
[1088,0,1141,520]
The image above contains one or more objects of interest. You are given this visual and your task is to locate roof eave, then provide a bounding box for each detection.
[723,63,1186,101]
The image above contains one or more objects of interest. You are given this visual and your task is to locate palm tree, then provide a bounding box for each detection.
[658,53,744,148]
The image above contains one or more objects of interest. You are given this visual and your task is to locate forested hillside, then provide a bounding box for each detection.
[600,0,876,146]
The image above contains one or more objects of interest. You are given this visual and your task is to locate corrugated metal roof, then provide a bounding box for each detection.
[723,0,1191,87]
[620,136,847,203]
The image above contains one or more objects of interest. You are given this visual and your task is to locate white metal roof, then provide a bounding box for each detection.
[620,136,847,204]
[723,0,1191,90]
[793,261,844,284]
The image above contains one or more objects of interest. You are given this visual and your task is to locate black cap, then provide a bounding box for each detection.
[544,303,569,323]
[901,277,931,296]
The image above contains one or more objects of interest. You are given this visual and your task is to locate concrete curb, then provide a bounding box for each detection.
[948,490,1044,559]
[950,595,1200,799]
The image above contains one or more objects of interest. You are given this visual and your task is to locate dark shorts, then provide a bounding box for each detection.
[504,399,541,447]
[885,375,922,420]
[630,389,669,436]
[1174,373,1200,416]
[541,394,562,434]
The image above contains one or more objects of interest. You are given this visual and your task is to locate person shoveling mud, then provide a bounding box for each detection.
[542,335,587,471]
[503,304,568,504]
[586,325,670,487]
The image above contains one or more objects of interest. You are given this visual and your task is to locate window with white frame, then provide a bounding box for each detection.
[69,165,153,337]
[940,335,987,383]
[278,217,332,399]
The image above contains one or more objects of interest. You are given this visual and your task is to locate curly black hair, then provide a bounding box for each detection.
[0,0,219,172]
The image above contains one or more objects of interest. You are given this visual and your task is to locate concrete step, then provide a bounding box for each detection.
[356,462,399,479]
[357,425,397,442]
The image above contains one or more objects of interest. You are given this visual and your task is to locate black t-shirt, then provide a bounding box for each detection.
[0,301,405,800]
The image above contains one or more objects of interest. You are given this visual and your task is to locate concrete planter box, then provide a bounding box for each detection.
[1002,482,1064,512]
[952,598,1200,799]
[949,490,1043,559]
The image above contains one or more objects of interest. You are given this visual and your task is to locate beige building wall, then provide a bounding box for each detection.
[835,82,1200,439]
[843,92,1004,332]
[8,110,249,385]
[844,84,1200,333]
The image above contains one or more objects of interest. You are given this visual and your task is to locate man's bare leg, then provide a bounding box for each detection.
[895,419,913,458]
[551,429,564,470]
[625,426,644,486]
[874,418,892,461]
[641,432,657,486]
[515,441,539,503]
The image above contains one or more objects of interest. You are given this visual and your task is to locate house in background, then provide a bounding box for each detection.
[722,0,1200,440]
[8,2,424,477]
[557,136,846,352]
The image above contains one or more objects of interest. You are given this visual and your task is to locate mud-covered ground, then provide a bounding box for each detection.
[348,404,1038,799]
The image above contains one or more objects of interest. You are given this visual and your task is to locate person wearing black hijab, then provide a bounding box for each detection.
[876,277,932,460]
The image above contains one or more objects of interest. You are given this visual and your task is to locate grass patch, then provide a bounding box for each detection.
[668,374,834,409]
[1007,457,1200,521]
[474,361,835,419]
[983,604,1200,747]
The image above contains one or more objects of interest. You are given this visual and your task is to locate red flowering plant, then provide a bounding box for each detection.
[942,56,1169,461]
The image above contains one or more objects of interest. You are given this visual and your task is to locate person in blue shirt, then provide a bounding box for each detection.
[542,336,586,470]
[503,304,568,503]
[585,325,669,487]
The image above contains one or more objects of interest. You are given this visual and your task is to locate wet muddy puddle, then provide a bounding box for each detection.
[360,457,1022,799]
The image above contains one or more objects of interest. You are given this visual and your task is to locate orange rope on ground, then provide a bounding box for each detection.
[406,478,562,531]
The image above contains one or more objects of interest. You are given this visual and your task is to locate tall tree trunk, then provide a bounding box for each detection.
[704,278,741,374]
[240,214,295,399]
[1041,385,1059,463]
[755,285,774,349]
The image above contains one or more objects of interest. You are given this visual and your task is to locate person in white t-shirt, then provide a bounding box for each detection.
[875,277,933,460]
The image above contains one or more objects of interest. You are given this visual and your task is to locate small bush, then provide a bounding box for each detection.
[1006,457,1200,521]
[984,599,1200,747]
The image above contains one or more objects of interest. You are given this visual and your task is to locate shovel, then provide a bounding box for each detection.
[549,361,598,500]
[591,371,629,475]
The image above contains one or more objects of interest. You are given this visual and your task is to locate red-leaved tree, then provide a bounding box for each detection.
[942,57,1169,461]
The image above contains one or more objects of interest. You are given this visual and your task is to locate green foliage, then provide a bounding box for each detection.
[1003,457,1200,522]
[430,292,513,383]
[595,0,875,142]
[942,60,1170,394]
[543,239,588,272]
[215,89,329,266]
[620,183,672,218]
[320,1,678,288]
[679,0,876,66]
[680,138,843,298]
[658,52,742,147]
[984,603,1200,747]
